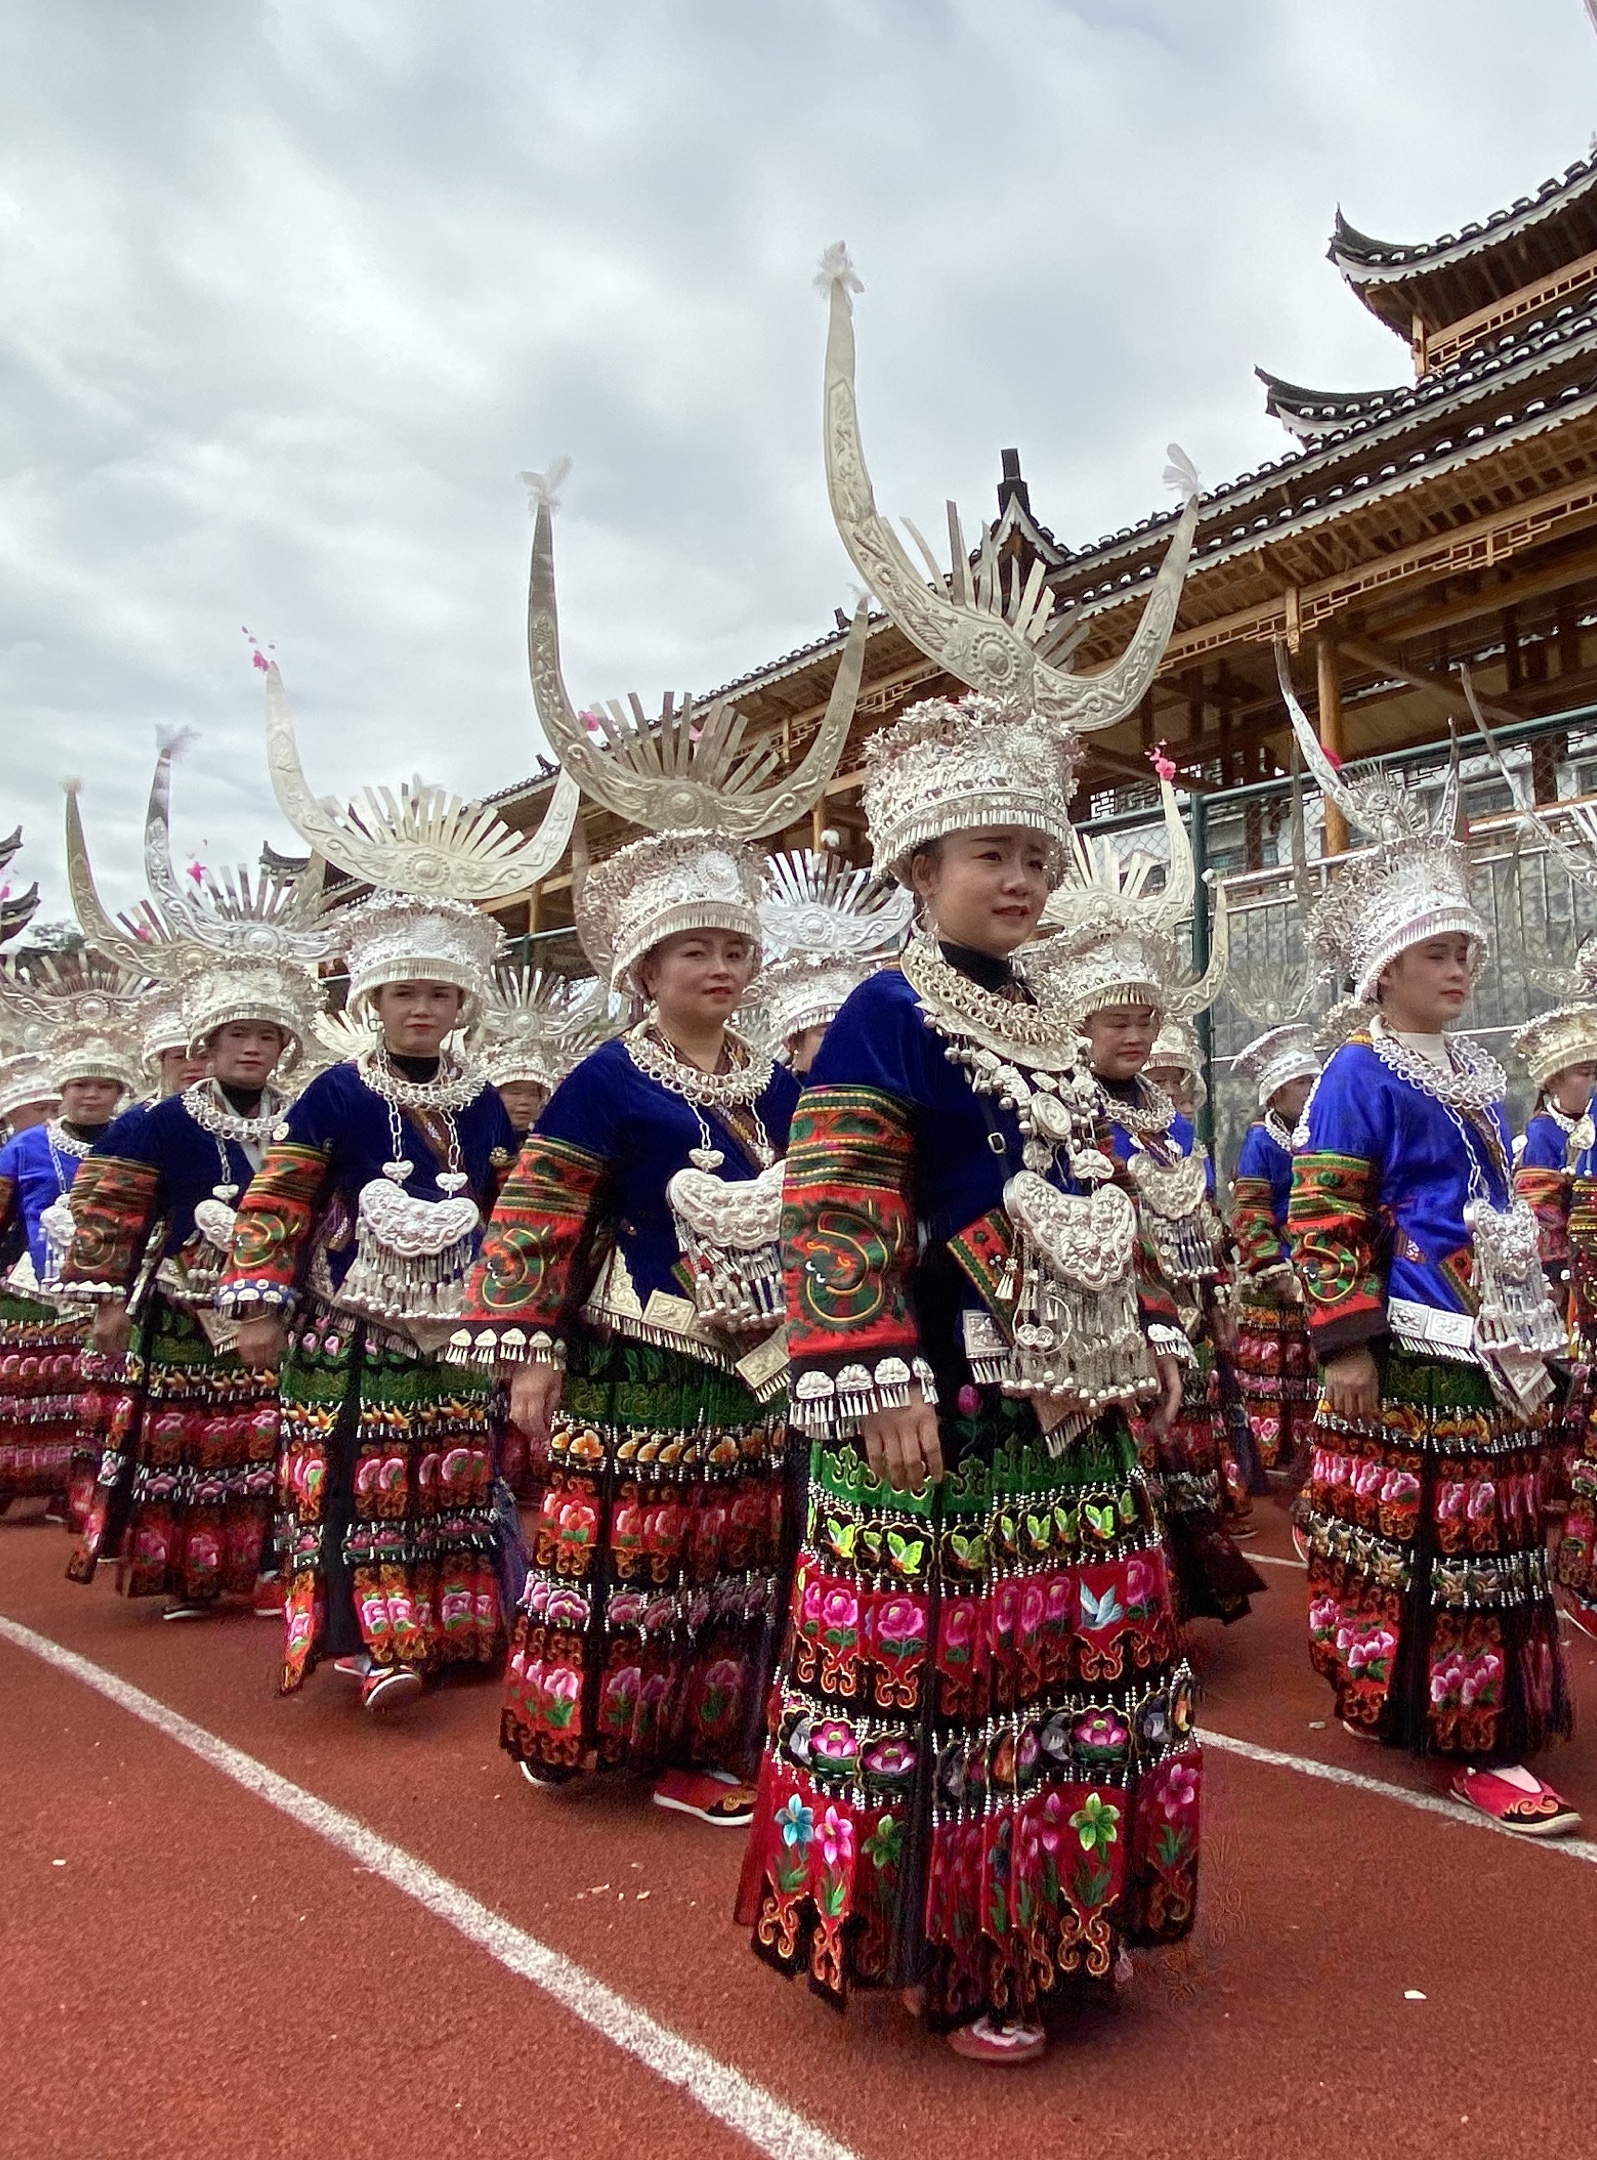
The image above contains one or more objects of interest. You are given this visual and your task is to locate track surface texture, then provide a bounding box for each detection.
[3,1493,1595,2160]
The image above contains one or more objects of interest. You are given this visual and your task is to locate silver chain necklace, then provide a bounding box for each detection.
[183,1078,282,1201]
[1369,1014,1505,1114]
[182,1079,280,1149]
[1097,1074,1177,1140]
[1264,1108,1295,1152]
[359,1044,482,1114]
[623,1021,773,1109]
[901,932,1084,1072]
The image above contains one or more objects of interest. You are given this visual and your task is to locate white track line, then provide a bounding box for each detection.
[0,1614,859,2160]
[1248,1552,1306,1571]
[1200,1725,1597,1864]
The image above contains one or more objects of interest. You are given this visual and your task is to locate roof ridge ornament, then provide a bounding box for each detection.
[817,242,1201,732]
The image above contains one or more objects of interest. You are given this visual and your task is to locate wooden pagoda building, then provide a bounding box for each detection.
[491,147,1597,942]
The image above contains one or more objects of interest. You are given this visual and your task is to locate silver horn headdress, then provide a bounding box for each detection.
[756,847,911,1051]
[264,665,579,1024]
[65,728,335,1070]
[1277,642,1486,1002]
[477,965,614,1094]
[1030,775,1230,1025]
[524,473,868,989]
[819,242,1200,733]
[0,828,40,948]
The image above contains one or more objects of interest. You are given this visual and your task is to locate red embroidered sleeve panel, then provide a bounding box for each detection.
[452,1131,608,1369]
[217,1142,333,1314]
[59,1154,161,1297]
[1515,1162,1572,1276]
[1232,1174,1289,1276]
[1287,1150,1386,1357]
[782,1085,933,1438]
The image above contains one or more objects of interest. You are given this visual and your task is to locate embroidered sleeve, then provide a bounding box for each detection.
[59,1153,162,1297]
[1232,1173,1289,1276]
[217,1142,333,1314]
[1514,1162,1571,1277]
[781,1084,934,1437]
[1288,1150,1384,1355]
[450,1132,608,1368]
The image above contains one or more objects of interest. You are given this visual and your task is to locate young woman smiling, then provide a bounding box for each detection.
[462,847,799,1829]
[1290,876,1579,1832]
[221,895,519,1718]
[64,975,318,1621]
[736,698,1200,2067]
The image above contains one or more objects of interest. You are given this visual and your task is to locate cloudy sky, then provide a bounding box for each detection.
[4,0,1597,921]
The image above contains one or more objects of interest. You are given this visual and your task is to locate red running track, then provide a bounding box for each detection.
[3,1493,1597,2160]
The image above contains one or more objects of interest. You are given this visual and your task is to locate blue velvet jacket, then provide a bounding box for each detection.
[460,1034,799,1355]
[777,969,1173,1413]
[218,1060,516,1312]
[0,1122,90,1278]
[1288,1033,1515,1356]
[59,1094,267,1298]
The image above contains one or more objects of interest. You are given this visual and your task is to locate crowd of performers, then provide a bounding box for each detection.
[6,247,1597,2065]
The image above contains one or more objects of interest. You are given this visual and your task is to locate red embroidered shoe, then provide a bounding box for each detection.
[651,1769,757,1826]
[251,1575,283,1618]
[162,1599,214,1622]
[332,1654,370,1679]
[945,2017,1047,2066]
[361,1666,424,1716]
[1450,1765,1582,1838]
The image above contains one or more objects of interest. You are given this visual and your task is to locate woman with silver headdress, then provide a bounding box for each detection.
[219,667,577,1714]
[756,848,911,1076]
[1229,1024,1322,1483]
[477,964,614,1142]
[0,961,142,1524]
[454,485,862,1824]
[1034,781,1264,1623]
[735,255,1202,2064]
[1280,658,1578,1836]
[62,951,325,1617]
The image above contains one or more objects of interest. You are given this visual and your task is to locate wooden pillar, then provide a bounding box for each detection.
[1316,634,1350,857]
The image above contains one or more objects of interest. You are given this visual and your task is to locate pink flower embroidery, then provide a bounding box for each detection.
[816,1804,855,1871]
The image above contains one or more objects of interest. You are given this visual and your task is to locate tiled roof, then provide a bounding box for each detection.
[1328,153,1597,280]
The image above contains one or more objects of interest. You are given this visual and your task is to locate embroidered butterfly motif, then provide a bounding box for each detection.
[886,1530,925,1574]
[1080,1582,1125,1630]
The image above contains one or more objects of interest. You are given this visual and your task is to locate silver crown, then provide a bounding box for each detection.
[1036,778,1229,1022]
[1233,1022,1321,1108]
[861,694,1083,886]
[477,966,613,1090]
[180,954,327,1072]
[1279,644,1487,1001]
[579,831,764,993]
[0,1051,59,1125]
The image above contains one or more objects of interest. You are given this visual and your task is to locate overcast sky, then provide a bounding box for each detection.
[4,0,1597,921]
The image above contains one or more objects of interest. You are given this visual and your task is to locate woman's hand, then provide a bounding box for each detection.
[860,1387,944,1497]
[91,1300,133,1357]
[510,1362,564,1449]
[235,1314,289,1370]
[1322,1345,1381,1423]
[1148,1352,1185,1441]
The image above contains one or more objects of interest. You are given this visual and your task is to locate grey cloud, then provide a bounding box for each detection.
[2,0,1593,915]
